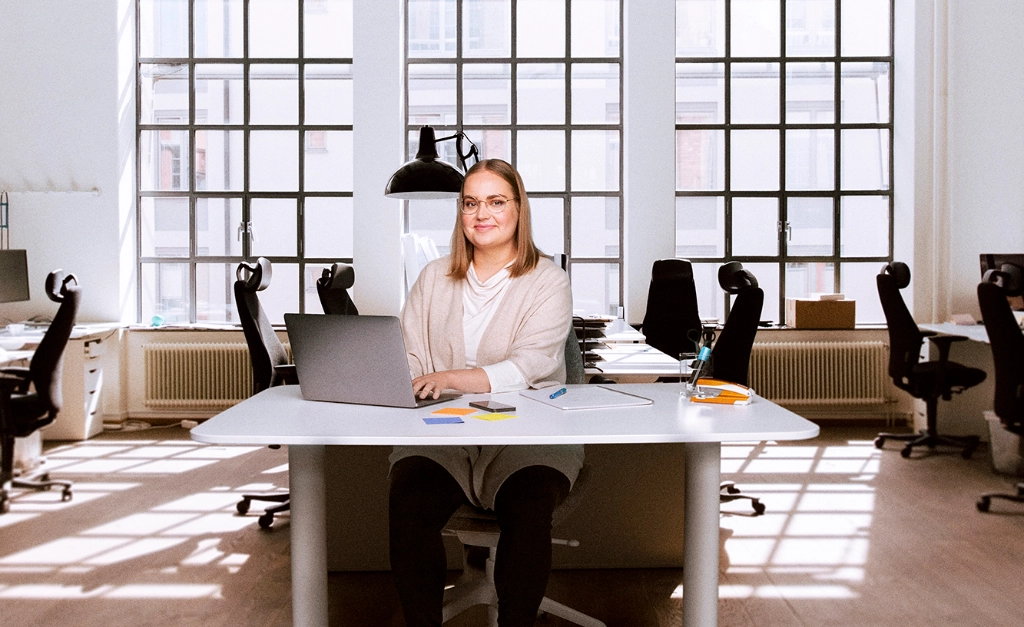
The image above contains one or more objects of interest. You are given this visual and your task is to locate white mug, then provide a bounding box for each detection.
[6,323,25,336]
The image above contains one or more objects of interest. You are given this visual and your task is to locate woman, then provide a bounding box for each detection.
[389,159,582,627]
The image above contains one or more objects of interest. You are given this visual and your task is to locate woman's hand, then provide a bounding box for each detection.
[412,368,491,399]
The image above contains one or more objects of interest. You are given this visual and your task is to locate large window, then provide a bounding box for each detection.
[137,0,354,324]
[675,0,893,324]
[404,0,624,317]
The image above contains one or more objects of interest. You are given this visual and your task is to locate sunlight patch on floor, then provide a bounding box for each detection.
[0,439,277,597]
[718,438,881,601]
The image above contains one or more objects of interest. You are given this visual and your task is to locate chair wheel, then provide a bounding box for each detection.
[977,497,991,512]
[900,446,912,458]
[237,498,251,516]
[0,497,9,515]
[61,488,73,502]
[874,437,885,449]
[752,501,766,516]
[258,513,275,529]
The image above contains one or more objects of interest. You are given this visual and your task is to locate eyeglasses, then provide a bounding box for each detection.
[461,196,515,214]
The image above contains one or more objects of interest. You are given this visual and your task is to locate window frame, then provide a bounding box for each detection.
[402,0,625,317]
[675,0,895,324]
[135,0,355,324]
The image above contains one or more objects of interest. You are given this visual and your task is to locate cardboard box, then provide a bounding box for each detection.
[785,298,856,329]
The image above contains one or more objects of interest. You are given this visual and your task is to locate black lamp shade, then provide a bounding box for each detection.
[384,126,465,199]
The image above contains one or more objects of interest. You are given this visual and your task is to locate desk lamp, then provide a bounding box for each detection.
[384,126,480,199]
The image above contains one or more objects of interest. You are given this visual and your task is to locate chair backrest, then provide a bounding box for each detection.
[564,325,586,385]
[316,263,359,316]
[977,278,1024,434]
[29,271,82,414]
[709,262,763,386]
[641,258,703,360]
[876,261,923,387]
[234,258,289,395]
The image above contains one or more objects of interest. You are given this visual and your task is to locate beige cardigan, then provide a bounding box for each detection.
[389,256,584,509]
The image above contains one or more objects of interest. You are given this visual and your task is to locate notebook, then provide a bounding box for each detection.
[284,314,461,409]
[519,385,653,410]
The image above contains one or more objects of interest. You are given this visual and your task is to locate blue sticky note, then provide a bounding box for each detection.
[423,416,464,425]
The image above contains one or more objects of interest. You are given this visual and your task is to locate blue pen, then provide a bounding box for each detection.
[686,346,713,396]
[549,387,567,399]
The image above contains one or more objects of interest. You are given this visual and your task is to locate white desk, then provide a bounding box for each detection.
[586,343,684,382]
[920,322,990,344]
[918,323,995,439]
[192,383,819,627]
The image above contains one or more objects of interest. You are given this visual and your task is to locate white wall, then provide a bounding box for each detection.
[0,1,127,324]
[944,0,1024,319]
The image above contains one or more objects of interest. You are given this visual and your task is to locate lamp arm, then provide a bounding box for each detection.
[455,133,480,171]
[434,132,480,172]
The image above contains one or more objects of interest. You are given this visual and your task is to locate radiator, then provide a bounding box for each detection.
[144,342,284,409]
[747,341,890,406]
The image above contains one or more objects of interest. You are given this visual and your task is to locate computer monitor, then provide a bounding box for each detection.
[0,249,30,304]
[980,253,1024,310]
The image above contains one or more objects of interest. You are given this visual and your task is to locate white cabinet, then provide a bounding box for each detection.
[42,335,105,441]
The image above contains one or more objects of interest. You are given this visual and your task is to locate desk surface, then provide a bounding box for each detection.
[191,383,819,446]
[920,322,990,344]
[191,381,818,627]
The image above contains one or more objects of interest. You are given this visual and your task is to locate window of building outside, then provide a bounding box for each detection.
[675,0,893,325]
[137,0,354,324]
[404,0,624,317]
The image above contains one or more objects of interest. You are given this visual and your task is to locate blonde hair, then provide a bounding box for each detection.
[447,159,541,279]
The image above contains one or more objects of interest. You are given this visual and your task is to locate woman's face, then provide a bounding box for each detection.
[460,170,519,257]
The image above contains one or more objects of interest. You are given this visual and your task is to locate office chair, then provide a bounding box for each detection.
[234,258,297,529]
[874,261,985,459]
[710,261,766,516]
[0,270,81,514]
[641,259,704,370]
[316,262,358,315]
[976,271,1024,512]
[440,327,604,627]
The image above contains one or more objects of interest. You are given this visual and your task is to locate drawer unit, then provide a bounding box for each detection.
[43,336,105,441]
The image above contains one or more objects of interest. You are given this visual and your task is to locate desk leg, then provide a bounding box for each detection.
[290,445,328,627]
[683,441,721,627]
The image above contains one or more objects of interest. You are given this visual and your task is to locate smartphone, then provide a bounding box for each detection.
[469,400,516,413]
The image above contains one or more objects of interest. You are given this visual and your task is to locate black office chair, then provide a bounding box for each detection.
[0,270,81,514]
[316,262,358,315]
[641,259,704,370]
[976,269,1024,512]
[710,262,766,516]
[874,261,985,459]
[234,258,297,529]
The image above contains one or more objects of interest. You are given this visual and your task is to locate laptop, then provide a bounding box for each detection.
[284,313,461,408]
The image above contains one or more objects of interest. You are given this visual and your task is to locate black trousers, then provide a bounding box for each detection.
[389,456,570,627]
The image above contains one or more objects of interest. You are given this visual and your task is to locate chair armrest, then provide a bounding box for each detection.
[0,373,25,396]
[275,364,298,385]
[923,333,968,398]
[0,367,31,393]
[925,332,968,363]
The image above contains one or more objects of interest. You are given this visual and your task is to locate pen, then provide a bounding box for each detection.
[549,387,567,399]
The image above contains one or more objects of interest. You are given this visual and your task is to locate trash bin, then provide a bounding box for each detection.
[984,410,1024,476]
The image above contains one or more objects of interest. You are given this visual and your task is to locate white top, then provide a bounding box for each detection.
[463,262,527,392]
[192,383,820,446]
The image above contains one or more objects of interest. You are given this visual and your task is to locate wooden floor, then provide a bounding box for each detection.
[1,424,1023,626]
